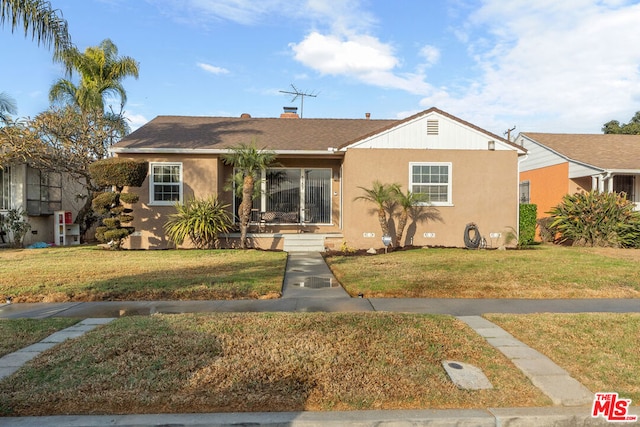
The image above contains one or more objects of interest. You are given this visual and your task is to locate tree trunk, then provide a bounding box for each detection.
[395,210,408,247]
[378,208,392,246]
[76,191,98,241]
[239,175,255,249]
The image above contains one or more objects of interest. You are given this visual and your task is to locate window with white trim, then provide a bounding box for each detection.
[519,180,530,204]
[1,166,11,210]
[149,163,182,205]
[409,162,452,205]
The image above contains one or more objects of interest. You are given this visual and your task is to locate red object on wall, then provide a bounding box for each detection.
[65,211,73,224]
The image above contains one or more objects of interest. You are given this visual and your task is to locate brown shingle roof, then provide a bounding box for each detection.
[114,115,398,152]
[522,133,640,170]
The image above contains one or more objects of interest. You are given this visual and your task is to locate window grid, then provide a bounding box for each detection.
[410,163,451,205]
[151,163,182,204]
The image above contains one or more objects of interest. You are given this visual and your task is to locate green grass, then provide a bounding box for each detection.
[0,246,287,302]
[0,318,79,357]
[325,245,640,298]
[486,313,640,403]
[0,313,550,416]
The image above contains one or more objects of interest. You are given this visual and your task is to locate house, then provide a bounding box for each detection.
[110,107,526,251]
[517,133,640,219]
[0,163,85,246]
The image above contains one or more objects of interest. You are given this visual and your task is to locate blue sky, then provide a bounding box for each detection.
[3,0,640,136]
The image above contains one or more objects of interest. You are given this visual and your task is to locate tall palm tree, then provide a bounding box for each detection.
[354,181,399,245]
[393,187,429,247]
[49,39,139,114]
[0,92,17,123]
[1,0,72,59]
[222,142,276,249]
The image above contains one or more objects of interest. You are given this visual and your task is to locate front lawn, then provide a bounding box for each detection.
[0,246,286,302]
[325,245,640,298]
[0,313,550,415]
[0,318,79,357]
[487,313,640,403]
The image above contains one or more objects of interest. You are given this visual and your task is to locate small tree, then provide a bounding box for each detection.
[548,191,640,248]
[0,208,31,248]
[393,187,429,247]
[354,181,399,246]
[164,196,232,249]
[221,142,276,249]
[90,157,147,249]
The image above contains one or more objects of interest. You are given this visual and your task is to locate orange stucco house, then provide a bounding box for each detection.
[518,133,640,219]
[111,107,526,251]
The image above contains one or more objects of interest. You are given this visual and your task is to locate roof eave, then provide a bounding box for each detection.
[109,147,344,156]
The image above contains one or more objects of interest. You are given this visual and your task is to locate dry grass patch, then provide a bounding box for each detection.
[0,313,550,415]
[0,318,79,357]
[0,247,286,302]
[486,313,640,402]
[325,245,640,298]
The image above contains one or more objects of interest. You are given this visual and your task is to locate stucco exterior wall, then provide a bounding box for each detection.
[341,148,520,249]
[120,154,221,249]
[520,162,569,219]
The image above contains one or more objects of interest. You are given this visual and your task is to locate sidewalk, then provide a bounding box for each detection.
[0,252,637,426]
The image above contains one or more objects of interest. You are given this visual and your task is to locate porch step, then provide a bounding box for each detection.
[283,234,326,252]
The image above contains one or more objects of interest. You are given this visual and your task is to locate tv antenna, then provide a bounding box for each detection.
[279,84,318,118]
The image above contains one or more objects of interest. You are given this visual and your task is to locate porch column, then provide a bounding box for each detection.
[591,176,598,191]
[607,174,614,193]
[598,174,605,192]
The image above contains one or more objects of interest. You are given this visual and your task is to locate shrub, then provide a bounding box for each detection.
[519,204,537,246]
[548,191,640,248]
[89,157,148,189]
[0,208,31,248]
[90,159,148,250]
[537,217,556,243]
[164,196,232,249]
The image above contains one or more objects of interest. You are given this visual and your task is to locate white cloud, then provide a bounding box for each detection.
[426,0,640,133]
[126,113,150,131]
[197,62,230,75]
[290,32,431,95]
[419,45,440,68]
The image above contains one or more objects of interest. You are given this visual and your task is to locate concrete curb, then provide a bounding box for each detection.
[0,407,625,426]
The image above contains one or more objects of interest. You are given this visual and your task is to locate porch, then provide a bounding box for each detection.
[590,173,640,210]
[222,231,344,252]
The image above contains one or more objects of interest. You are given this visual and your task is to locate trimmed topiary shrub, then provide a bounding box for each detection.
[89,157,147,190]
[519,204,537,246]
[90,158,148,249]
[548,191,640,248]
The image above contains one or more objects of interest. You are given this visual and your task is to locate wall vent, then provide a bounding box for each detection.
[427,120,439,135]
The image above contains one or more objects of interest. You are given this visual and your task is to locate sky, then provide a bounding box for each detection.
[2,0,640,137]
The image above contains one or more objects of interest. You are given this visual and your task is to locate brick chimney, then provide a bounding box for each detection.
[365,112,371,120]
[280,106,299,118]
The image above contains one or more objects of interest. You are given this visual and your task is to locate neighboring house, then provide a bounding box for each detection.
[111,107,526,251]
[0,163,83,246]
[518,133,640,219]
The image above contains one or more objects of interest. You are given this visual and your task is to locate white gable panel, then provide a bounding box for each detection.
[569,162,601,179]
[518,135,566,172]
[346,111,516,151]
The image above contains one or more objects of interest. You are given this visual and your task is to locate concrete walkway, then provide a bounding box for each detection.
[0,251,637,426]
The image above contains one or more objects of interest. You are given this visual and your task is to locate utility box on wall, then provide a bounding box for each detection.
[54,210,80,246]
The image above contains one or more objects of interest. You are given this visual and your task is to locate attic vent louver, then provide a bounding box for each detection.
[427,120,439,135]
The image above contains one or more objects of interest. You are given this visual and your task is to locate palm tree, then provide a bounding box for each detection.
[394,187,429,247]
[49,39,139,114]
[1,0,72,59]
[354,181,399,245]
[222,142,276,249]
[0,92,17,123]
